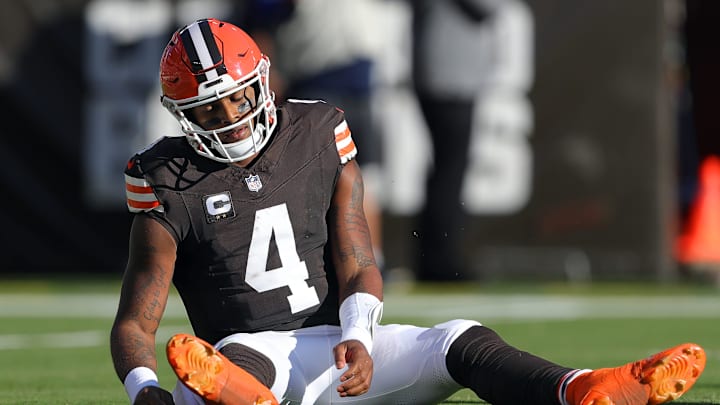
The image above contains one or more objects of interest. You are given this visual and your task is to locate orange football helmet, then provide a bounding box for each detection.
[159,18,276,163]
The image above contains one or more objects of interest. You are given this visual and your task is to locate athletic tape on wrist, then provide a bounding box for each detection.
[339,292,383,354]
[123,366,160,403]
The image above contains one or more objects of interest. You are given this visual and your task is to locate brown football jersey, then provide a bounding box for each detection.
[124,100,358,343]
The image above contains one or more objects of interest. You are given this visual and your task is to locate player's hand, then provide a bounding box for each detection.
[333,339,374,397]
[133,386,175,404]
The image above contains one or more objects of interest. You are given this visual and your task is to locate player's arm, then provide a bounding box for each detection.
[328,159,384,397]
[330,159,384,308]
[110,214,177,404]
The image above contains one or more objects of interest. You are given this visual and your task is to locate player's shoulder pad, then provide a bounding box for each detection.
[125,136,187,175]
[283,99,356,164]
[283,98,343,122]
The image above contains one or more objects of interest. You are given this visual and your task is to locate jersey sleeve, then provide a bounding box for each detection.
[333,117,357,164]
[124,157,163,213]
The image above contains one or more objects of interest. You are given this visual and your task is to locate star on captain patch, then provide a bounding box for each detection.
[244,174,263,192]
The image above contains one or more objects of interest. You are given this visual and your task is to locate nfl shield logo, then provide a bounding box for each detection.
[244,174,263,192]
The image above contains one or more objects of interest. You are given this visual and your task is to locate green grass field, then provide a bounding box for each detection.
[0,276,718,404]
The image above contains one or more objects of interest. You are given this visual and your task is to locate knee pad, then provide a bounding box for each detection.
[218,343,276,389]
[433,319,482,353]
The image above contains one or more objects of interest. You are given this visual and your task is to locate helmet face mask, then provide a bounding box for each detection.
[160,19,276,163]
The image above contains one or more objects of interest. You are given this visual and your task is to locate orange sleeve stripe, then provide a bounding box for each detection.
[126,183,154,194]
[127,199,161,209]
[338,141,357,157]
[335,127,351,143]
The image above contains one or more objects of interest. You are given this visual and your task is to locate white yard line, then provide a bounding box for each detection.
[383,294,720,320]
[0,327,191,350]
[0,293,719,319]
[0,293,717,350]
[0,294,188,318]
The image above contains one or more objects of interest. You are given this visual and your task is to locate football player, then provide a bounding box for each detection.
[110,18,706,405]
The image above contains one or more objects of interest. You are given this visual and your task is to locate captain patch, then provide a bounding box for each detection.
[203,191,236,223]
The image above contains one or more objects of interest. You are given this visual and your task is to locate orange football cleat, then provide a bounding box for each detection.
[167,333,279,405]
[566,343,705,405]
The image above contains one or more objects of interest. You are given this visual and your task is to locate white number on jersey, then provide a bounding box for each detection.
[245,204,321,313]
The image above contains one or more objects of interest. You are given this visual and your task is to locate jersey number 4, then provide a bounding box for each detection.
[245,203,321,313]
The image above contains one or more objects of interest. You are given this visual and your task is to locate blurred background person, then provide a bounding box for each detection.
[410,0,534,281]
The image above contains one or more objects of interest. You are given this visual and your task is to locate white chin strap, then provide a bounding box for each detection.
[214,124,264,162]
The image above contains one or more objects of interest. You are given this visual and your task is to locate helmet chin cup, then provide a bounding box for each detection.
[210,123,266,162]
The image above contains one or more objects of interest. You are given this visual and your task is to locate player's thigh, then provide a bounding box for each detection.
[359,319,480,404]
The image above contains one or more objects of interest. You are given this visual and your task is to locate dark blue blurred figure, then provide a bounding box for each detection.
[411,0,494,281]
